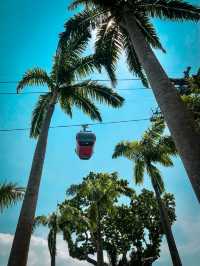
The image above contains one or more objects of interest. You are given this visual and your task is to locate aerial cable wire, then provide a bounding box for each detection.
[0,118,150,133]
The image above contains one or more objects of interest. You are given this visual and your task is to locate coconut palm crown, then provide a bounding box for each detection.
[112,118,177,192]
[63,0,200,87]
[17,32,124,138]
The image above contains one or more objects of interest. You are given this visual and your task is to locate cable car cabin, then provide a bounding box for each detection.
[76,131,96,160]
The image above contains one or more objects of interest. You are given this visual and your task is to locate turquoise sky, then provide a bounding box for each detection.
[0,0,200,265]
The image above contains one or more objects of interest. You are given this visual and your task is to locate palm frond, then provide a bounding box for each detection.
[63,7,107,40]
[30,92,53,138]
[142,0,200,22]
[112,141,140,159]
[32,215,49,232]
[120,26,149,87]
[68,80,124,108]
[60,31,91,61]
[157,135,177,155]
[0,182,25,212]
[95,20,123,86]
[17,68,53,92]
[143,118,165,141]
[69,0,94,10]
[135,14,166,52]
[59,92,73,118]
[134,159,145,184]
[60,87,102,121]
[68,55,102,80]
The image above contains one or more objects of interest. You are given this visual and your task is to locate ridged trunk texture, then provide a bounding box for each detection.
[121,14,200,202]
[8,94,57,266]
[151,177,182,266]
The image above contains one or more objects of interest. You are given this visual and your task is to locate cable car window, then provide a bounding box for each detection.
[79,141,94,146]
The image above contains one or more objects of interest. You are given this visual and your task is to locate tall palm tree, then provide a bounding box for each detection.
[113,119,182,266]
[8,33,124,266]
[0,182,25,212]
[64,0,200,202]
[33,213,59,266]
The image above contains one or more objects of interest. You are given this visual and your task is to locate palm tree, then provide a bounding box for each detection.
[0,182,25,212]
[113,119,182,266]
[64,0,200,202]
[33,213,59,266]
[8,32,124,266]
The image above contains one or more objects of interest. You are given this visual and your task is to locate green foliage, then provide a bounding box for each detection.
[30,92,53,138]
[152,67,200,131]
[113,119,177,192]
[103,189,176,265]
[0,182,25,212]
[17,32,124,138]
[58,173,176,265]
[65,0,200,87]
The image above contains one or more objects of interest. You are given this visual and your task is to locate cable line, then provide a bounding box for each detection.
[0,87,150,95]
[0,78,141,84]
[0,118,150,133]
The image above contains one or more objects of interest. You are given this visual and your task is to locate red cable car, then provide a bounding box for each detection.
[76,125,96,160]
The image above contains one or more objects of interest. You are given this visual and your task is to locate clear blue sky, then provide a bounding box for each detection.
[0,1,200,265]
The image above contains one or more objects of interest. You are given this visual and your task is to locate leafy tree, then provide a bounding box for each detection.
[154,67,200,131]
[63,0,200,202]
[0,182,25,212]
[59,172,133,266]
[103,189,176,266]
[113,119,182,265]
[8,33,124,266]
[58,175,176,266]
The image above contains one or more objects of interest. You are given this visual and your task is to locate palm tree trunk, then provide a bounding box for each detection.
[120,15,200,202]
[151,177,182,266]
[8,92,57,266]
[51,255,56,266]
[96,204,104,266]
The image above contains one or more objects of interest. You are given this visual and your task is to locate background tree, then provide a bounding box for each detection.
[33,212,60,266]
[154,67,200,131]
[0,182,25,212]
[58,176,176,266]
[113,118,181,265]
[8,32,124,266]
[103,189,176,266]
[59,172,133,266]
[64,0,200,202]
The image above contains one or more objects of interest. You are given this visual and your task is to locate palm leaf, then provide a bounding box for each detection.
[67,80,124,107]
[112,141,140,159]
[32,215,49,232]
[17,68,53,92]
[142,0,200,21]
[0,182,25,212]
[30,92,53,138]
[60,87,102,121]
[68,55,102,80]
[134,13,166,52]
[134,159,145,185]
[95,20,123,86]
[120,26,149,87]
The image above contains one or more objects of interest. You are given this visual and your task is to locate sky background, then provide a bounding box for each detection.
[0,0,200,265]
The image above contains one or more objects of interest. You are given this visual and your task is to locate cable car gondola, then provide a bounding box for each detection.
[76,125,96,160]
